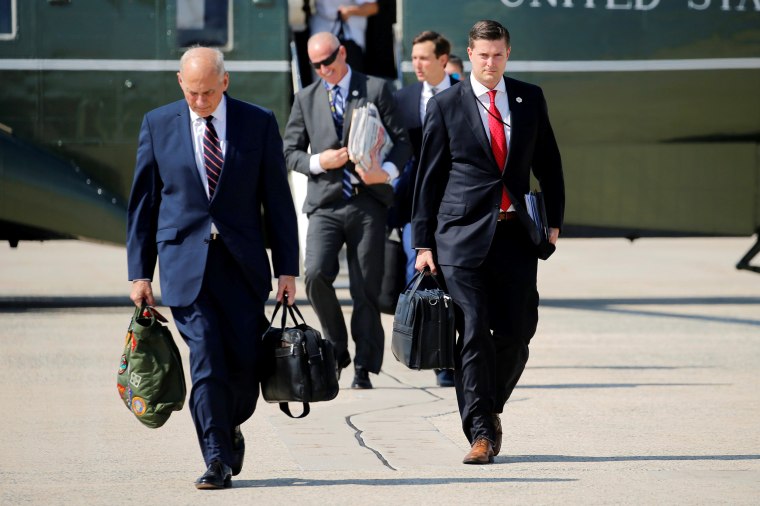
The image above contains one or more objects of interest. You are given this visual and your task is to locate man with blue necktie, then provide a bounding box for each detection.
[283,32,410,390]
[127,46,299,489]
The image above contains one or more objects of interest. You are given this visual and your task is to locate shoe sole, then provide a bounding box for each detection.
[195,482,231,490]
[462,456,494,465]
[195,478,232,489]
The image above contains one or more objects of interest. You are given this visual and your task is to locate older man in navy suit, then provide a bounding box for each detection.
[127,46,299,489]
[413,20,564,465]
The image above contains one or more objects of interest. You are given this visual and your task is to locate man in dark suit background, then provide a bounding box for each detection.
[393,30,458,388]
[413,20,565,464]
[127,47,299,488]
[283,32,410,389]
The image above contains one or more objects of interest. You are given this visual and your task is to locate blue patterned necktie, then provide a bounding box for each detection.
[329,85,353,200]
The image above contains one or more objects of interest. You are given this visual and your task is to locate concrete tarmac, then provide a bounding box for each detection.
[1,238,759,505]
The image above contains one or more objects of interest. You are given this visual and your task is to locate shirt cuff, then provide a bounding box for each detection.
[381,161,398,182]
[309,154,326,175]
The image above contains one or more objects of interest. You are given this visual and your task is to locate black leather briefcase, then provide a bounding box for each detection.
[261,300,339,418]
[391,271,456,370]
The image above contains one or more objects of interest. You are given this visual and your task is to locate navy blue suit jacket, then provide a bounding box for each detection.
[392,75,458,226]
[127,96,299,307]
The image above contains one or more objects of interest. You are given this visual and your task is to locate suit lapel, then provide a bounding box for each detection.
[342,72,366,146]
[214,98,238,202]
[460,79,497,169]
[175,105,207,196]
[409,82,423,129]
[504,78,519,172]
[315,83,341,146]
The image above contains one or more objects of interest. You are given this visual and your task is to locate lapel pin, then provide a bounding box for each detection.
[516,97,522,103]
[352,90,359,97]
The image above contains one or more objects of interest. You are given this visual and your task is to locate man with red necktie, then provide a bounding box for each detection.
[413,20,565,465]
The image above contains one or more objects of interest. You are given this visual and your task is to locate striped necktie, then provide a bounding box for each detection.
[329,85,353,200]
[203,116,223,198]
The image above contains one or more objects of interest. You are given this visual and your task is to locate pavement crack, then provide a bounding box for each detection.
[341,371,455,470]
[345,414,397,470]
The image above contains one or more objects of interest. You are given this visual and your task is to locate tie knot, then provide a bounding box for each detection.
[204,115,214,124]
[430,87,437,96]
[488,89,497,104]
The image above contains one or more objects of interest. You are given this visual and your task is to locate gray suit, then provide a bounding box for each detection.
[283,69,410,373]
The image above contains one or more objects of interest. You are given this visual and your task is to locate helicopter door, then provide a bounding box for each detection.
[176,0,232,50]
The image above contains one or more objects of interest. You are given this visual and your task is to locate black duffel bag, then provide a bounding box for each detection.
[261,298,339,418]
[391,270,456,370]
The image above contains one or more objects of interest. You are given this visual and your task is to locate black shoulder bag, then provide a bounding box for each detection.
[333,12,364,71]
[391,270,456,370]
[261,299,339,418]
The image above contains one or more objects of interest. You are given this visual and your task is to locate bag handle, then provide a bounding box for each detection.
[262,295,302,339]
[404,268,445,298]
[134,303,169,325]
[332,11,352,40]
[279,402,310,418]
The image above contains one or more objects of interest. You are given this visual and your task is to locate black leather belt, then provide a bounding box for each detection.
[497,211,518,222]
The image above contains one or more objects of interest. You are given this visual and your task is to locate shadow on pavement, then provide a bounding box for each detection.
[503,454,760,463]
[234,476,578,488]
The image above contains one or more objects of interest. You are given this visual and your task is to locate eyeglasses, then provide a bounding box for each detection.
[311,47,340,69]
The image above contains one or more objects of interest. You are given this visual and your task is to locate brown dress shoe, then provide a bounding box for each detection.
[463,437,494,464]
[492,414,502,456]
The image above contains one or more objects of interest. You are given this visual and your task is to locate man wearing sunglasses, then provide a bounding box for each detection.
[283,32,410,390]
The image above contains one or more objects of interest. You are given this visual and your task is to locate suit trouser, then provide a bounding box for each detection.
[304,192,386,373]
[171,239,267,467]
[441,220,539,444]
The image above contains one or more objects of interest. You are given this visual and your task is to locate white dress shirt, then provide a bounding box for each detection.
[469,73,514,211]
[470,73,510,151]
[189,94,227,233]
[420,75,452,124]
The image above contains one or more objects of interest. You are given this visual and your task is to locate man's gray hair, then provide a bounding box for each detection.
[179,45,226,76]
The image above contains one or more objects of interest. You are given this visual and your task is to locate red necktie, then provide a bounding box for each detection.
[488,90,511,211]
[203,116,223,198]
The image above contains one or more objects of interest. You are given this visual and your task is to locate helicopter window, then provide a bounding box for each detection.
[176,0,232,50]
[0,0,16,40]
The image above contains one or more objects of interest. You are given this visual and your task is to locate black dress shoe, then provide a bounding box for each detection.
[435,369,455,387]
[337,355,351,380]
[351,367,373,389]
[231,426,245,476]
[195,460,232,490]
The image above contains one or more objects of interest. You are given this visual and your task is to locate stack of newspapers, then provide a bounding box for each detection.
[347,102,394,171]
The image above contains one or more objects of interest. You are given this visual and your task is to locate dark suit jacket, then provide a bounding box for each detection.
[392,75,459,226]
[126,96,299,307]
[412,76,565,268]
[283,70,411,213]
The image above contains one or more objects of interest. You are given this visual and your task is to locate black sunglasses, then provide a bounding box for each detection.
[311,46,340,69]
